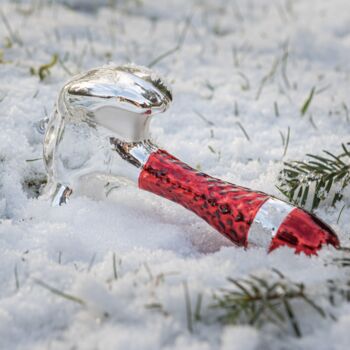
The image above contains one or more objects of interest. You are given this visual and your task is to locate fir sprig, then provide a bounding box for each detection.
[277,143,350,210]
[212,270,325,337]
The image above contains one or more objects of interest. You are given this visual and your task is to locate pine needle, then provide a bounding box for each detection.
[236,121,250,141]
[87,253,96,272]
[0,10,23,46]
[193,110,215,126]
[300,87,315,116]
[14,264,19,290]
[282,126,290,157]
[112,252,118,280]
[38,54,58,81]
[274,101,280,117]
[278,143,350,210]
[194,293,203,322]
[35,279,85,306]
[183,281,193,333]
[213,270,326,337]
[148,15,191,68]
[256,58,280,100]
[30,54,58,81]
[337,205,346,224]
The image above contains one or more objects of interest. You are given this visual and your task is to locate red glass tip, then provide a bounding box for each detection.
[269,208,340,255]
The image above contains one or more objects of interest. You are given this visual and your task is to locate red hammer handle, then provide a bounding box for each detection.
[138,149,339,254]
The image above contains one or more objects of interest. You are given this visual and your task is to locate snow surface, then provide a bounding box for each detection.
[0,0,350,349]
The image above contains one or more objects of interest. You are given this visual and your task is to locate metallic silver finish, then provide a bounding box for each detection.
[42,64,172,205]
[110,138,157,169]
[35,117,49,135]
[51,184,73,206]
[248,197,295,248]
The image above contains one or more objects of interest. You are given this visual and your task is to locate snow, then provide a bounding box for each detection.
[0,0,349,349]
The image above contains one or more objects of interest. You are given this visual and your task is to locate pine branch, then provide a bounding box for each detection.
[277,143,350,210]
[212,270,325,337]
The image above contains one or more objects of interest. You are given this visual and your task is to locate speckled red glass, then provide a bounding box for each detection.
[139,149,269,246]
[270,208,339,254]
[139,150,339,254]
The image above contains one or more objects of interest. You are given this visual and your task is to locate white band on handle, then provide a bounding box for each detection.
[248,197,294,248]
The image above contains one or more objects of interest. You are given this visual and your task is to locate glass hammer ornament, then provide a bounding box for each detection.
[42,64,339,255]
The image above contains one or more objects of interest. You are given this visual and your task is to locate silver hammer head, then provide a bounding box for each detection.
[60,64,172,141]
[43,64,172,205]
